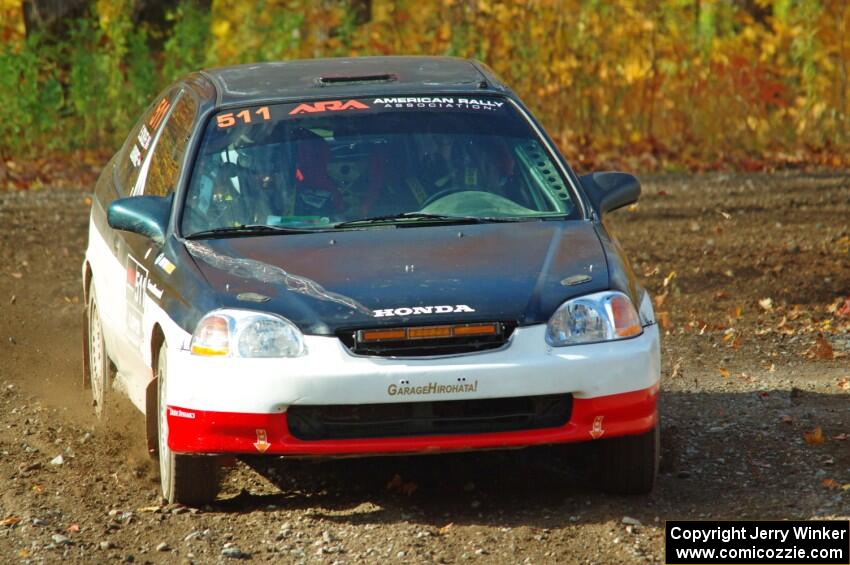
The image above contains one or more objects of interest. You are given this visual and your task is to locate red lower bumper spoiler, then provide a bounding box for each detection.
[166,386,658,456]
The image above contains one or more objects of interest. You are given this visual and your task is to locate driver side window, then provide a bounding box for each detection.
[143,92,198,197]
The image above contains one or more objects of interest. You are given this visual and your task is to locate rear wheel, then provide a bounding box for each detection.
[594,424,659,495]
[157,342,220,506]
[86,293,110,418]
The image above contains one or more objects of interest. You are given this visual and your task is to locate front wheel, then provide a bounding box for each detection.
[86,292,110,418]
[594,424,659,495]
[157,342,220,506]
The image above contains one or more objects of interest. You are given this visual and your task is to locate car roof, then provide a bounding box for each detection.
[198,56,510,107]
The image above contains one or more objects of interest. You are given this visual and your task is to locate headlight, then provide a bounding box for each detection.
[546,291,642,346]
[190,309,305,358]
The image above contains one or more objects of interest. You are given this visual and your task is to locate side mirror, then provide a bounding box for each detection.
[107,194,172,245]
[579,172,641,216]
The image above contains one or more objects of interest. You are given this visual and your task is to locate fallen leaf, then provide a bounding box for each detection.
[10,272,22,279]
[718,367,731,378]
[734,305,743,317]
[804,427,824,445]
[723,269,734,278]
[137,506,161,513]
[822,478,840,490]
[670,358,683,379]
[66,523,80,533]
[832,433,847,441]
[805,335,834,360]
[1,516,20,527]
[386,474,418,496]
[31,484,43,493]
[836,377,849,391]
[780,415,793,424]
[439,522,454,535]
[758,298,773,311]
[837,298,850,318]
[662,271,676,288]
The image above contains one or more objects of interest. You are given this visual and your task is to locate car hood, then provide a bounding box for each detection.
[184,220,609,335]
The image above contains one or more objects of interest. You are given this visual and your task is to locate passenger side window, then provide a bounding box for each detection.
[114,88,179,195]
[144,93,198,197]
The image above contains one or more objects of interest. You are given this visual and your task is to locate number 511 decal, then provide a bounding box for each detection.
[216,106,271,129]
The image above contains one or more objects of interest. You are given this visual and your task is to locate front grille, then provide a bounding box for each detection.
[287,394,572,441]
[338,322,515,357]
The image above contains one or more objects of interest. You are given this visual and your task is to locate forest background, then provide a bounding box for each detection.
[1,0,848,189]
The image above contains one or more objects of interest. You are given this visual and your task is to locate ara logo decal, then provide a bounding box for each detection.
[590,415,605,440]
[372,305,476,318]
[288,100,369,115]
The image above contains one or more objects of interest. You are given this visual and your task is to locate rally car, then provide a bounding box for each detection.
[82,56,660,505]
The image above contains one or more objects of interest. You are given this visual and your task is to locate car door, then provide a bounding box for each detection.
[89,86,181,367]
[112,88,199,406]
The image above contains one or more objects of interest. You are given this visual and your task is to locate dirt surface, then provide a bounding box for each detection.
[0,173,848,564]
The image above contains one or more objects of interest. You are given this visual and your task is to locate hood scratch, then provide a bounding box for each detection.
[184,240,372,315]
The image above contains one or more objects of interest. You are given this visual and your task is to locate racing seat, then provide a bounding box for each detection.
[291,128,342,214]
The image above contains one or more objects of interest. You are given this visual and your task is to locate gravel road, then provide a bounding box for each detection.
[0,173,847,564]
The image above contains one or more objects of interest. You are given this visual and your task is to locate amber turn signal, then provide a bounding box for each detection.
[358,323,500,343]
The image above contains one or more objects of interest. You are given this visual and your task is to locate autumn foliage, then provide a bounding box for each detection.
[1,0,849,174]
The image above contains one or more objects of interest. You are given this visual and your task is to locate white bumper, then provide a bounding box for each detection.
[166,323,660,413]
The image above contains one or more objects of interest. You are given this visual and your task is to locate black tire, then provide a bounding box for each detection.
[86,292,110,418]
[156,342,220,506]
[594,424,659,495]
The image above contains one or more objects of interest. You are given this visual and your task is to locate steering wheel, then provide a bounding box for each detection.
[420,186,473,208]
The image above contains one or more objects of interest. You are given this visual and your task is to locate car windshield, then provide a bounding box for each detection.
[181,96,580,235]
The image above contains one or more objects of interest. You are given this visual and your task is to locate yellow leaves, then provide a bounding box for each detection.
[803,426,824,445]
[212,19,231,39]
[0,0,24,44]
[758,298,773,312]
[718,367,731,378]
[621,58,650,85]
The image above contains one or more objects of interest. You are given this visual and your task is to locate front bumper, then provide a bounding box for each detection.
[165,323,660,455]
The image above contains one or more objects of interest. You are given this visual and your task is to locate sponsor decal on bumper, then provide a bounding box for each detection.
[387,380,478,396]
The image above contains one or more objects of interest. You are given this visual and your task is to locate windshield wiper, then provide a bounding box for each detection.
[184,224,327,240]
[333,212,527,229]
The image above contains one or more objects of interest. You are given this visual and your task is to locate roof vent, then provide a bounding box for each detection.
[316,74,397,87]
